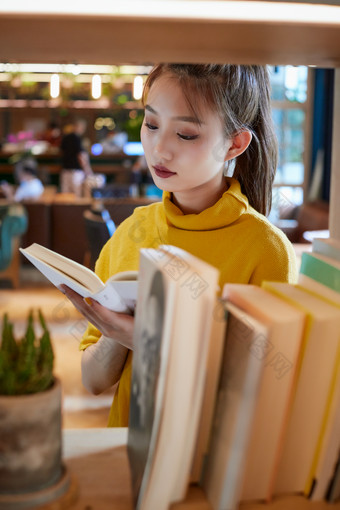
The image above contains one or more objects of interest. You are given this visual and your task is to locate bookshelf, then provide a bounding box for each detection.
[0,2,339,508]
[62,429,340,509]
[0,1,340,67]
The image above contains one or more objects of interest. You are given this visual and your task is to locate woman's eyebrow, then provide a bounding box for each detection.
[145,104,203,125]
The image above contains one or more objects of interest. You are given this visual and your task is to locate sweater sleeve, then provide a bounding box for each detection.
[249,229,298,286]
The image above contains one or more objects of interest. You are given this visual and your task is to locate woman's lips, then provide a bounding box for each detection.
[153,165,176,179]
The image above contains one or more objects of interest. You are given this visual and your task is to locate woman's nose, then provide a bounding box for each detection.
[154,135,173,161]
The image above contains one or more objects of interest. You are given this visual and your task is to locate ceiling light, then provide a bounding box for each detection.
[50,74,60,98]
[133,76,143,100]
[92,74,101,99]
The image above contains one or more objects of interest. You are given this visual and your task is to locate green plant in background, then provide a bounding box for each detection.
[0,310,54,395]
[122,111,144,141]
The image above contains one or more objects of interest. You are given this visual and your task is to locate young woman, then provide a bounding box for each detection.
[62,64,297,427]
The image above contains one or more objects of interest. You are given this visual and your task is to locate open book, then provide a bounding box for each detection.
[20,243,138,313]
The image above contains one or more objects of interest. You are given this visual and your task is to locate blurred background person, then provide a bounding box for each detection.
[60,118,93,196]
[0,157,44,202]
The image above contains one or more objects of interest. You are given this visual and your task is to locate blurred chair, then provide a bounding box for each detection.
[0,203,28,287]
[279,200,329,244]
[83,205,116,270]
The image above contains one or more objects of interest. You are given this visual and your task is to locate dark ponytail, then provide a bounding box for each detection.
[232,67,277,216]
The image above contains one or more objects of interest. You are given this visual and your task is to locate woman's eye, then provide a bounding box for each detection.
[177,133,199,141]
[145,122,158,131]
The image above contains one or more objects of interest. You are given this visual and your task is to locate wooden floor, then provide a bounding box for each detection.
[0,266,114,428]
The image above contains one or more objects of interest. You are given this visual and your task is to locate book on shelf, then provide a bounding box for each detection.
[309,349,340,502]
[262,281,340,498]
[297,258,340,502]
[298,273,340,306]
[298,237,340,304]
[127,244,220,510]
[124,244,340,509]
[299,251,340,295]
[327,454,340,503]
[312,236,340,262]
[222,283,306,502]
[190,297,227,483]
[201,301,268,510]
[20,243,138,313]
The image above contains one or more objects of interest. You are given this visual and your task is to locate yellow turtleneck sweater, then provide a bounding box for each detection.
[79,178,297,426]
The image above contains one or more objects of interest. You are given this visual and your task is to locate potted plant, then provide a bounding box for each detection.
[0,309,64,504]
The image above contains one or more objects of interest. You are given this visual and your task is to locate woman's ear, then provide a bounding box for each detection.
[224,130,252,162]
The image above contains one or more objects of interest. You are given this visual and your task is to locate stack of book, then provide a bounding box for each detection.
[20,239,340,509]
[126,239,340,510]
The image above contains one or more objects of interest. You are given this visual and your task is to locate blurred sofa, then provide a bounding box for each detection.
[0,202,28,287]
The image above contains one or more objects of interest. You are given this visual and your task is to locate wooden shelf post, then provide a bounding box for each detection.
[329,68,340,241]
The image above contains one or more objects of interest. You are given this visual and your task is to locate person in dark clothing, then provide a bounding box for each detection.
[60,118,93,196]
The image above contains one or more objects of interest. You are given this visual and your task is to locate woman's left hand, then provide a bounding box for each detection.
[60,284,135,350]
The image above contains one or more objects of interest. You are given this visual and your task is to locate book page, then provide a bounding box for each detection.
[21,243,103,293]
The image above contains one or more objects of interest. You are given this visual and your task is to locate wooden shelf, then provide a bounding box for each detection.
[62,429,340,510]
[0,1,340,67]
[2,4,339,508]
[238,499,340,510]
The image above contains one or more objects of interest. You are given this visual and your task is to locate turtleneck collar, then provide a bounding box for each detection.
[162,177,249,231]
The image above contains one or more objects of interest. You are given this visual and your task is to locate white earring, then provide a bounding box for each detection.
[223,158,236,177]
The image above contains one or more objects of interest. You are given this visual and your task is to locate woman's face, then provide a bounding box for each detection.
[141,73,232,203]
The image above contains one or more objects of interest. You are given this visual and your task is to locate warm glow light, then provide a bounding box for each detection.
[50,74,60,98]
[0,2,339,25]
[69,64,80,76]
[133,76,143,100]
[0,63,152,77]
[91,74,101,99]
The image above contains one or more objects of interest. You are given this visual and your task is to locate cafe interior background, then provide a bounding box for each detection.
[0,30,334,427]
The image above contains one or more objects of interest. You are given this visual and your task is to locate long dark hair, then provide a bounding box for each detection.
[142,64,278,216]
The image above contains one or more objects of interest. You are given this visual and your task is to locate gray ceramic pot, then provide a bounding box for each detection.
[0,377,62,494]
